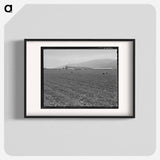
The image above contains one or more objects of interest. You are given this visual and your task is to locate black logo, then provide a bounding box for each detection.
[4,4,12,13]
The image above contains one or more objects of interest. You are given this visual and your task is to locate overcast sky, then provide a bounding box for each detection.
[44,49,117,68]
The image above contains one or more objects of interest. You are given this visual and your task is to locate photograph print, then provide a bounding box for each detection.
[41,47,118,109]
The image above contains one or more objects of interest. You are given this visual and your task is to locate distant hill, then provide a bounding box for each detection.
[64,59,117,69]
[44,59,117,70]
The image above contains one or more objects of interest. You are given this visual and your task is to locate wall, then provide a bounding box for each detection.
[4,4,156,156]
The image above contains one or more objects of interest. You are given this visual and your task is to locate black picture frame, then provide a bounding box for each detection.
[24,39,135,118]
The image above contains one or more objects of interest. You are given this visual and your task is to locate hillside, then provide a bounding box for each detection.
[64,59,117,69]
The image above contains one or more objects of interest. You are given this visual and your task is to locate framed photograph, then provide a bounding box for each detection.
[25,39,135,118]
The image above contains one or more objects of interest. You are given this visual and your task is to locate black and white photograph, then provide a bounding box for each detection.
[42,47,118,108]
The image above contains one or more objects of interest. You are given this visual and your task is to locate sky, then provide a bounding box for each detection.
[44,48,117,68]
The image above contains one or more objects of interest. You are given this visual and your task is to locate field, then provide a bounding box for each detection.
[43,69,118,108]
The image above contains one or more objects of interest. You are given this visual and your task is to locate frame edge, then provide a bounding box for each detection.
[24,38,135,118]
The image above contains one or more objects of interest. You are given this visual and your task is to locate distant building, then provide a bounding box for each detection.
[63,65,91,70]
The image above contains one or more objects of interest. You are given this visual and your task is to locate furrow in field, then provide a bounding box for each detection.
[44,81,99,106]
[45,79,117,107]
[43,69,118,107]
[44,84,83,106]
